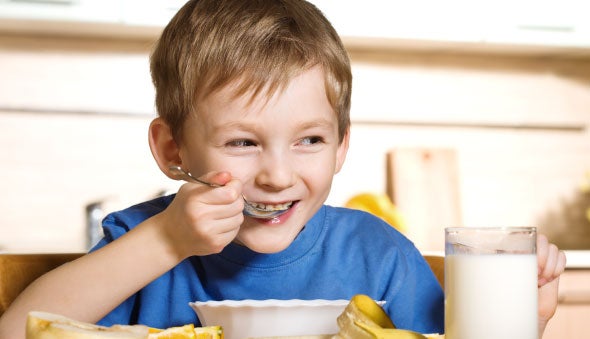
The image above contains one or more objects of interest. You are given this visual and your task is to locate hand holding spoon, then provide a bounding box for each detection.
[168,166,289,219]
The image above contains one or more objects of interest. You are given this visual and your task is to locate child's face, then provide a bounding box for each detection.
[178,67,349,253]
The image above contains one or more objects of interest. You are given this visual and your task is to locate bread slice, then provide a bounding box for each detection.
[26,311,149,339]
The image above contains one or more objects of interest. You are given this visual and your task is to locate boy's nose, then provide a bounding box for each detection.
[254,151,296,191]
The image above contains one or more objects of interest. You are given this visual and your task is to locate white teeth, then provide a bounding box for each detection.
[250,201,293,211]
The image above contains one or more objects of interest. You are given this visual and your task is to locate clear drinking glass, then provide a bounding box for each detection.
[444,227,537,339]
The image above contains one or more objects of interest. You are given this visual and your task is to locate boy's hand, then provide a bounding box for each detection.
[161,171,245,259]
[537,234,567,333]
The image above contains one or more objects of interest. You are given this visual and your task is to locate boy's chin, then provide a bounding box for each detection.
[234,235,295,254]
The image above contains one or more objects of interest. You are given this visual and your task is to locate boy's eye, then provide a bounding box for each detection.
[227,139,256,147]
[299,136,324,146]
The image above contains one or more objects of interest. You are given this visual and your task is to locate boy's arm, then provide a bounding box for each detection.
[0,212,180,339]
[0,175,244,339]
[536,234,567,338]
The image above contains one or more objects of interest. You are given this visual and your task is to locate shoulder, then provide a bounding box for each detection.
[323,205,405,236]
[104,195,173,225]
[321,205,416,253]
[100,195,174,240]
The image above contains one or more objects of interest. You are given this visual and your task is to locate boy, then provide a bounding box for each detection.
[0,0,565,338]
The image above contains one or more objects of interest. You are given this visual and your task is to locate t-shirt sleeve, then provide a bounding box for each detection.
[89,196,172,252]
[384,248,445,334]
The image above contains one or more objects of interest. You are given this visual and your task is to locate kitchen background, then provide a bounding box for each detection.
[0,0,589,256]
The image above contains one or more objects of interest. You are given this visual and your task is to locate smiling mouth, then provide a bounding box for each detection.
[249,201,293,211]
[243,201,295,219]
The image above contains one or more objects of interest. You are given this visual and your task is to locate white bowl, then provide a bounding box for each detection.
[189,299,349,339]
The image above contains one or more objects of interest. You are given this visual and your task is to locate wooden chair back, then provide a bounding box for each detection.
[423,254,444,288]
[0,253,83,316]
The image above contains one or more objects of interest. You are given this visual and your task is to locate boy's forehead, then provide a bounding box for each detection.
[201,66,326,114]
[192,67,335,129]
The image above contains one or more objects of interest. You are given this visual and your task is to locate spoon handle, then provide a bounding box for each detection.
[168,166,223,188]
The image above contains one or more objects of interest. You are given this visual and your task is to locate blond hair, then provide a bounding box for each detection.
[150,0,352,143]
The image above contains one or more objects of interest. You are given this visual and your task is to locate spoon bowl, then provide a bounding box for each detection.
[168,166,288,219]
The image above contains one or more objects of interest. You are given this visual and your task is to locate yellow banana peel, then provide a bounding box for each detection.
[334,295,443,339]
[354,321,427,339]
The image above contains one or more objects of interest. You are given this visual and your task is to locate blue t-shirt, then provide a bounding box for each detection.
[92,195,443,334]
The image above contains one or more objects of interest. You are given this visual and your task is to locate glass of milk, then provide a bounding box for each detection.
[444,227,537,339]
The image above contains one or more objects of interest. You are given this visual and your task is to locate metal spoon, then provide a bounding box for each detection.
[168,166,289,219]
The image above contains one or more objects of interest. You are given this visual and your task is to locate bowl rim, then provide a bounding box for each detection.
[189,299,386,308]
[189,299,352,308]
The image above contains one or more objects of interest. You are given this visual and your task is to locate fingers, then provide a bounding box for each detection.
[536,233,566,328]
[194,212,243,253]
[537,234,567,287]
[167,177,244,257]
[199,171,234,187]
[538,276,560,323]
[181,172,243,208]
[537,234,549,273]
[553,250,567,278]
[538,243,557,287]
[183,174,244,229]
[167,170,248,255]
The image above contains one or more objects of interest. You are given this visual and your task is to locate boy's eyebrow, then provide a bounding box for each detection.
[216,118,335,132]
[294,119,335,131]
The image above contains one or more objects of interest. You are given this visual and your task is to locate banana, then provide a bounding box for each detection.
[354,322,428,339]
[334,295,443,339]
[344,193,406,233]
[333,294,393,339]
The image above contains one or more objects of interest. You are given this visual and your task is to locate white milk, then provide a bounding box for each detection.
[445,254,538,339]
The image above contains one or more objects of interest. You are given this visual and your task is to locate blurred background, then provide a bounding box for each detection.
[0,0,589,256]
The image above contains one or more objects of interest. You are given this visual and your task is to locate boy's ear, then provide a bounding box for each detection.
[148,117,182,179]
[334,128,350,174]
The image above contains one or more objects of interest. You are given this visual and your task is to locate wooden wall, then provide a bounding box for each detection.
[0,35,589,252]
